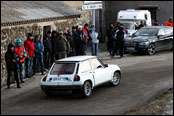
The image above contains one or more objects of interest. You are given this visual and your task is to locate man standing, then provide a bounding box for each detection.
[51,30,58,64]
[43,31,52,70]
[67,29,75,57]
[72,26,78,56]
[5,44,21,88]
[54,31,69,60]
[33,35,45,75]
[112,25,127,58]
[15,38,27,82]
[165,17,173,27]
[24,33,34,78]
[106,23,115,56]
[83,23,89,43]
[89,25,99,56]
[76,25,87,56]
[137,20,145,29]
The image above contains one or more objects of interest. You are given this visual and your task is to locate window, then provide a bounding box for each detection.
[165,28,173,35]
[81,60,91,73]
[135,28,158,36]
[90,58,102,70]
[158,29,165,36]
[50,63,75,75]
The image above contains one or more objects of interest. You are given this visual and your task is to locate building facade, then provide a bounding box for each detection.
[1,1,91,86]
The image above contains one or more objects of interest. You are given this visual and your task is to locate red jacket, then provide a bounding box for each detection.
[165,21,173,27]
[24,39,34,57]
[83,28,89,42]
[15,47,25,63]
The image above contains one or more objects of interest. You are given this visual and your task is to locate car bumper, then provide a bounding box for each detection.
[125,44,149,52]
[41,85,83,92]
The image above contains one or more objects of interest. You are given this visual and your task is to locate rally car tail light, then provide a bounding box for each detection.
[74,74,80,81]
[43,74,48,82]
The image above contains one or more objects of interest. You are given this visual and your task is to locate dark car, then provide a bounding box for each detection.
[124,26,173,55]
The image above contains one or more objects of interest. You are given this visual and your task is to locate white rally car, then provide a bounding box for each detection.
[41,56,121,98]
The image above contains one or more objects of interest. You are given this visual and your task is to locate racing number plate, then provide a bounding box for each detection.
[126,47,135,51]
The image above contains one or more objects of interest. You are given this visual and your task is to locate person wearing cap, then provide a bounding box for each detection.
[75,25,87,56]
[24,33,34,78]
[72,26,78,56]
[15,38,27,83]
[165,17,173,27]
[67,29,75,57]
[54,31,70,60]
[5,43,21,88]
[33,35,45,75]
[43,31,52,70]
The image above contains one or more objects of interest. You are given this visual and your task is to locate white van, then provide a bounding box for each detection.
[117,9,152,36]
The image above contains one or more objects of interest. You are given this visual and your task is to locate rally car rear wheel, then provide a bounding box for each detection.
[81,81,92,98]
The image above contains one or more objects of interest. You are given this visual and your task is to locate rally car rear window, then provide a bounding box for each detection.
[50,63,76,75]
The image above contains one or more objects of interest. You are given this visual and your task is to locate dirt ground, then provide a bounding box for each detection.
[125,89,173,115]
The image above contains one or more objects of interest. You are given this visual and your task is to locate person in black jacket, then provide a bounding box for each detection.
[137,20,144,30]
[112,25,127,58]
[5,44,21,89]
[76,25,87,56]
[106,23,115,56]
[51,30,57,65]
[43,31,52,70]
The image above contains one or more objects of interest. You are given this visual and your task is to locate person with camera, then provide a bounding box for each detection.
[15,38,27,83]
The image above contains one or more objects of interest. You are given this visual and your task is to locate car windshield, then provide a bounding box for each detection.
[134,28,159,36]
[50,63,76,75]
[122,22,134,30]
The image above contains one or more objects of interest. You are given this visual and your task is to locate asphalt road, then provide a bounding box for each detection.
[1,51,173,115]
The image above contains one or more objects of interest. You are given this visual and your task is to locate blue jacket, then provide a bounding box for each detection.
[34,40,44,57]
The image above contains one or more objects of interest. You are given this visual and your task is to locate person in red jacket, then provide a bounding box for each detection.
[165,17,173,27]
[83,23,89,43]
[15,38,27,83]
[24,33,34,78]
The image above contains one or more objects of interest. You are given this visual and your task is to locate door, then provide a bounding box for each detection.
[163,27,173,50]
[43,26,51,40]
[89,58,110,86]
[80,60,93,84]
[155,28,166,51]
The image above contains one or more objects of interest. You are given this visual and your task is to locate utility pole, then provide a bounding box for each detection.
[92,9,95,26]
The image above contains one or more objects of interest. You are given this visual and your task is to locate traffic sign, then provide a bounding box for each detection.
[82,4,102,10]
[83,1,102,4]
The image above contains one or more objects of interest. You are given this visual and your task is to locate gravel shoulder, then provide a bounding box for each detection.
[125,89,173,115]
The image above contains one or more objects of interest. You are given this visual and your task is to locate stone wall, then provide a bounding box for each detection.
[1,10,91,86]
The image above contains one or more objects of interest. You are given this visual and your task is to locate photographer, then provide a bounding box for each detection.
[15,38,27,83]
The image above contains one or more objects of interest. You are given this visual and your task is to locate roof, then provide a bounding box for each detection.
[118,10,150,20]
[57,56,97,62]
[142,26,173,29]
[1,1,82,25]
